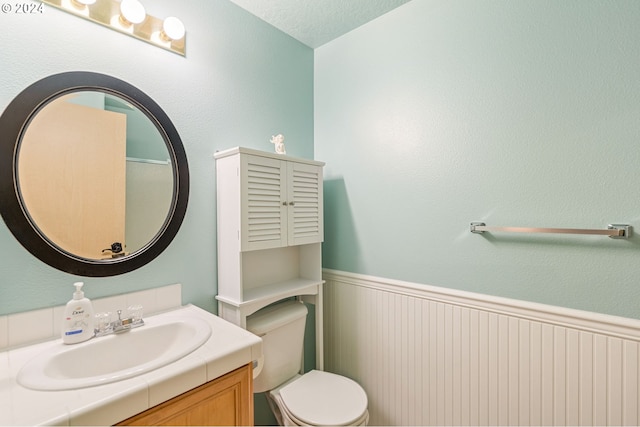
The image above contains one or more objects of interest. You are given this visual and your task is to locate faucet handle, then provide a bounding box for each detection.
[94,311,113,336]
[127,304,144,325]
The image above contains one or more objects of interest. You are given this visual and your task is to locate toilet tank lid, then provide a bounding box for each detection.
[247,300,308,336]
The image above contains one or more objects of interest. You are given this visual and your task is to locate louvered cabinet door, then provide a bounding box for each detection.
[240,154,288,251]
[287,161,324,246]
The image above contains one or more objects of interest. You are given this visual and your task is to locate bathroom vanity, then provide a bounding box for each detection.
[0,74,261,425]
[0,304,262,426]
[118,364,252,426]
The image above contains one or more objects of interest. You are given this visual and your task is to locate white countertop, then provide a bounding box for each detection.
[0,304,262,426]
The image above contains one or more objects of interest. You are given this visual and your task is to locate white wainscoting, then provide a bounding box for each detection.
[322,269,640,426]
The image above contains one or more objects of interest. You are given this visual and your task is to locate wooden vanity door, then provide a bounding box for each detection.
[118,364,254,426]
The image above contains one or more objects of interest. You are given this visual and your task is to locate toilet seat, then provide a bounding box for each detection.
[272,392,369,427]
[273,370,368,426]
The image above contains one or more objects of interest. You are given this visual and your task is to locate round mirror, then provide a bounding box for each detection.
[0,72,189,277]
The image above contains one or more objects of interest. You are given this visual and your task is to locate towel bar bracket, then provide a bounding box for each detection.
[609,224,631,239]
[470,222,631,239]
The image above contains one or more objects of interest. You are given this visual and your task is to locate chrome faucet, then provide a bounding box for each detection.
[94,306,144,337]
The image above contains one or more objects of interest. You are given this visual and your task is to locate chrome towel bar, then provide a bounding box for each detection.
[470,222,631,239]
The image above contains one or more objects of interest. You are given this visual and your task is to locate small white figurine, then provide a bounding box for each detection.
[270,134,286,155]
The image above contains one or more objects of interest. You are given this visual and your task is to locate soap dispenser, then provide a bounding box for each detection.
[61,282,95,344]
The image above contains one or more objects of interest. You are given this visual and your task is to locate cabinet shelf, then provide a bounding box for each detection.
[215,278,323,318]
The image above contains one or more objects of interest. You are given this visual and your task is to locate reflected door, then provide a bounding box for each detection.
[18,98,127,259]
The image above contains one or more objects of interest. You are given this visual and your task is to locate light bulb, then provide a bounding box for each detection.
[161,17,185,41]
[69,0,95,11]
[71,0,96,6]
[119,0,146,26]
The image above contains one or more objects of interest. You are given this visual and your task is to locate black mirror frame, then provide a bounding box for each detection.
[0,71,189,277]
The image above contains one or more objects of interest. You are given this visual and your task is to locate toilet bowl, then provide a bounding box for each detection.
[267,371,369,426]
[247,300,369,426]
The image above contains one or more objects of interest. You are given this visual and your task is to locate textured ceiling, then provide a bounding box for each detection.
[229,0,412,48]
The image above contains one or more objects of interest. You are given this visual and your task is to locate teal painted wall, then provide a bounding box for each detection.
[316,0,640,320]
[3,0,640,423]
[0,0,313,319]
[1,4,309,422]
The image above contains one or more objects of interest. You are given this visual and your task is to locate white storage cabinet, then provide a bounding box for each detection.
[214,147,324,368]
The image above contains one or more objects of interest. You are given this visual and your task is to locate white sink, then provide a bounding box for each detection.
[17,310,212,391]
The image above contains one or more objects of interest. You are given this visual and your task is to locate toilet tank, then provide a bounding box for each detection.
[247,300,308,393]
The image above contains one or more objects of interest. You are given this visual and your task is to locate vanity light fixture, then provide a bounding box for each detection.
[41,0,186,56]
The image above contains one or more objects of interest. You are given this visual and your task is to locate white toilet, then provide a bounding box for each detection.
[247,300,369,426]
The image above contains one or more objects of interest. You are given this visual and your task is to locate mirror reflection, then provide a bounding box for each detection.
[17,91,173,261]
